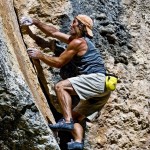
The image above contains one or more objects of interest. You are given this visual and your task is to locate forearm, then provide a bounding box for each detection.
[32,19,58,37]
[40,53,62,68]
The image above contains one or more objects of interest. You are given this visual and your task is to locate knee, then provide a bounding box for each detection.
[54,81,64,92]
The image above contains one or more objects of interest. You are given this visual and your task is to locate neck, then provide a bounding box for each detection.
[69,34,82,42]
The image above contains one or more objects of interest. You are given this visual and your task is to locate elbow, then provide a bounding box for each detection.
[51,30,59,38]
[50,32,55,38]
[57,64,64,68]
[55,62,63,68]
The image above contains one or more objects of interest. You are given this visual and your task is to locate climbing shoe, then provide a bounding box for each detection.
[48,118,74,131]
[67,139,84,150]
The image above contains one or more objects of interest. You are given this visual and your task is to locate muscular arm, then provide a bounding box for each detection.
[32,19,70,44]
[39,49,75,68]
[28,39,85,68]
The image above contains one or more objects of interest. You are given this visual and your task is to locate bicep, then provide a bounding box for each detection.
[53,32,70,44]
[57,39,83,66]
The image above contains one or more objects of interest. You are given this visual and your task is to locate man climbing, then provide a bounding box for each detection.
[21,14,111,150]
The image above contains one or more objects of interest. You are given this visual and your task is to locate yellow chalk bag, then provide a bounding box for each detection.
[105,75,118,91]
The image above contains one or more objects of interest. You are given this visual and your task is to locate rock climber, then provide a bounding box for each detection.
[21,14,112,150]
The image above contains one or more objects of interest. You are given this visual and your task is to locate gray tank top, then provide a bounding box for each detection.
[72,37,106,75]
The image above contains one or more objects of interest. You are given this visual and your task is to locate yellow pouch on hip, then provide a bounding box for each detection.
[105,75,118,91]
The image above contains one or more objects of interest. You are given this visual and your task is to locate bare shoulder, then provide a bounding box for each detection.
[70,38,86,45]
[68,38,87,50]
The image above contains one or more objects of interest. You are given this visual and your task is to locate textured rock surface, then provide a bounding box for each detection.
[0,0,59,150]
[85,0,150,150]
[1,0,149,150]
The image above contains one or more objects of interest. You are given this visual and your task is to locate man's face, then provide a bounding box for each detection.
[70,18,81,36]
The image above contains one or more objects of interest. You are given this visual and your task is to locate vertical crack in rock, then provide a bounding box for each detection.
[0,0,60,149]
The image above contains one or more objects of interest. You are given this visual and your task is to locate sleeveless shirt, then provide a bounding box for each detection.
[72,37,106,75]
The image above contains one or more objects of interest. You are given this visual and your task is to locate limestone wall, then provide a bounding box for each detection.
[0,0,149,150]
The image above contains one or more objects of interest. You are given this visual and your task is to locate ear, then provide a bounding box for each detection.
[78,24,83,30]
[83,26,87,32]
[79,24,86,32]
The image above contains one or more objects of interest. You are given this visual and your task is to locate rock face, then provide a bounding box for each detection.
[0,0,59,150]
[0,0,150,150]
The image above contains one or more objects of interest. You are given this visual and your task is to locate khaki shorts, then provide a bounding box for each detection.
[73,93,110,117]
[68,73,111,117]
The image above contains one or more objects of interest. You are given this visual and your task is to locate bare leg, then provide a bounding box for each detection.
[71,123,84,142]
[54,79,77,123]
[55,80,85,143]
[71,111,86,142]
